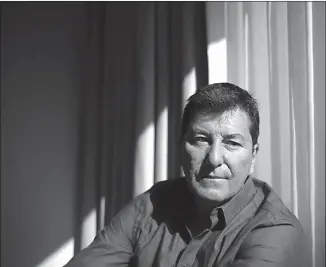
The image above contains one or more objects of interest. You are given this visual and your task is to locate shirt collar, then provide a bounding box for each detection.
[217,176,256,225]
[180,176,256,226]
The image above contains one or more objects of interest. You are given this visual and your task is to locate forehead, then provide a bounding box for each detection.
[189,109,252,136]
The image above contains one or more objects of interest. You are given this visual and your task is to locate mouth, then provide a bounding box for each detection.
[206,176,226,179]
[199,177,227,188]
[199,176,226,181]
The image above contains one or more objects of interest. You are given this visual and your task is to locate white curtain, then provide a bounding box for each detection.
[206,2,325,267]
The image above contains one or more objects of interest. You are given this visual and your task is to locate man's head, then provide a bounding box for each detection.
[181,83,260,205]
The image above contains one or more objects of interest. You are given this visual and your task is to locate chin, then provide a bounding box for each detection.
[193,184,230,203]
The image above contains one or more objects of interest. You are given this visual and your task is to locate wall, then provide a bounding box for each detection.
[1,3,88,267]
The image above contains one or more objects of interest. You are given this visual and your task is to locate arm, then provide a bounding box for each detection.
[64,197,144,267]
[227,224,308,267]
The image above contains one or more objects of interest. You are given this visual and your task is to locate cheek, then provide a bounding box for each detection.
[227,152,253,174]
[183,144,207,171]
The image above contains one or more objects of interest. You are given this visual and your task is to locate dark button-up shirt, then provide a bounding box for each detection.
[65,176,307,267]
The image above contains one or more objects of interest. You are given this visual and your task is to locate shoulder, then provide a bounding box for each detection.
[248,177,304,240]
[110,178,188,246]
[113,178,188,224]
[145,178,189,220]
[236,178,307,265]
[146,177,188,203]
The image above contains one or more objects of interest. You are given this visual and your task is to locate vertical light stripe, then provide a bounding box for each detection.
[272,2,293,210]
[290,84,298,217]
[237,3,245,88]
[182,67,197,110]
[81,209,96,249]
[249,3,272,186]
[155,107,168,183]
[267,3,272,72]
[307,2,316,267]
[155,3,169,184]
[134,3,155,196]
[225,2,245,87]
[180,67,197,176]
[207,39,227,84]
[244,13,249,91]
[206,2,227,83]
[134,124,155,196]
[99,196,106,229]
[181,3,197,104]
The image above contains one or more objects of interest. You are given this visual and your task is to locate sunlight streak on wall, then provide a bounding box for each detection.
[36,238,74,267]
[207,39,227,84]
[81,209,96,249]
[244,13,249,91]
[155,106,168,183]
[180,67,197,175]
[99,196,106,230]
[206,2,227,84]
[182,67,197,110]
[134,123,155,196]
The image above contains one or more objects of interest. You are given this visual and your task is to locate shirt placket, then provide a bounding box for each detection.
[176,229,211,267]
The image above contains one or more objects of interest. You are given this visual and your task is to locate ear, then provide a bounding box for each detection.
[249,143,259,175]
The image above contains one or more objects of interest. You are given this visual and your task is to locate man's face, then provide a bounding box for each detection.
[181,109,258,204]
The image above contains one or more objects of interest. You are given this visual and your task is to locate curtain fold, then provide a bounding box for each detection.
[287,5,313,265]
[311,4,325,267]
[74,2,324,267]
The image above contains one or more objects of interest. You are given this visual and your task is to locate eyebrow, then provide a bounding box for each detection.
[190,129,245,141]
[191,128,209,135]
[223,133,245,141]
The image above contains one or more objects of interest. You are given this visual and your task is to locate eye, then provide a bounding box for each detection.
[224,140,241,147]
[191,136,209,145]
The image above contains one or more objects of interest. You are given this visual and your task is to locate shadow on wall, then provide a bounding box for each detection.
[0,2,210,267]
[1,2,88,267]
[72,1,210,255]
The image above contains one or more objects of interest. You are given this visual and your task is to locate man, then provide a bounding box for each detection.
[65,83,306,267]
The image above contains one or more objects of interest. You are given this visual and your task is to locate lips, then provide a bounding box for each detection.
[195,173,228,181]
[200,177,227,187]
[199,176,228,182]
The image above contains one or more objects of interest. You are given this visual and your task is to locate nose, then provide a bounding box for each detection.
[207,141,224,168]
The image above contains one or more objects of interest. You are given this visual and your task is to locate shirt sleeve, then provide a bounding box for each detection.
[64,196,145,267]
[227,223,308,267]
